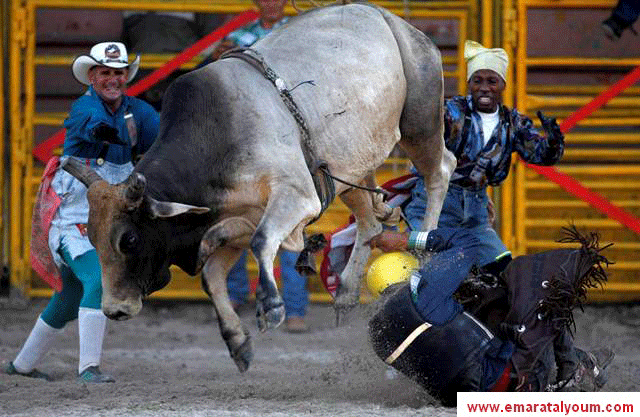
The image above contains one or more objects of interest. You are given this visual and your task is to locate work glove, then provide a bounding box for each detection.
[536,111,564,144]
[537,111,564,161]
[92,123,124,145]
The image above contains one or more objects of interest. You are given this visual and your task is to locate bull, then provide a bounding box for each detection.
[62,3,456,372]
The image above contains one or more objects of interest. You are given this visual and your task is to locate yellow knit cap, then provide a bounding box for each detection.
[464,40,509,82]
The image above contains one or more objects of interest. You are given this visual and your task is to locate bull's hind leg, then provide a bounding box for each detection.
[201,246,253,373]
[401,135,456,232]
[384,13,455,231]
[334,184,382,310]
[250,184,321,332]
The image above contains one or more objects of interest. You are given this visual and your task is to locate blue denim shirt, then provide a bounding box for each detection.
[50,89,159,266]
[63,86,159,164]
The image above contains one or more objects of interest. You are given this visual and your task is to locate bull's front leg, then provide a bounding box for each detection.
[250,182,321,332]
[201,246,253,373]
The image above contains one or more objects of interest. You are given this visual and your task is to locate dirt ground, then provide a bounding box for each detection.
[1,294,640,417]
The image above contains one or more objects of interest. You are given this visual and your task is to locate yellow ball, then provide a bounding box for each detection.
[366,252,419,297]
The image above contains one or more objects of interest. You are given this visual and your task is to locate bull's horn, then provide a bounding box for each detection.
[61,158,104,187]
[147,196,210,219]
[125,173,147,203]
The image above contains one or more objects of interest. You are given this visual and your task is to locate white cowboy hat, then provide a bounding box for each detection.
[71,42,140,85]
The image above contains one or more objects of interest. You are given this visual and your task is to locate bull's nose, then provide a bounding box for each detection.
[106,310,131,321]
[102,297,142,320]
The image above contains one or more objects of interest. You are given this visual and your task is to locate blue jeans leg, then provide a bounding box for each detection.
[227,251,249,304]
[279,250,308,317]
[613,0,640,25]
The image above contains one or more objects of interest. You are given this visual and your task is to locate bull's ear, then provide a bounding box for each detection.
[146,196,210,219]
[61,157,104,187]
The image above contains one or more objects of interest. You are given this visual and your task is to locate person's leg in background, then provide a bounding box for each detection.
[602,0,640,39]
[227,251,250,311]
[61,247,114,383]
[6,265,81,381]
[279,250,309,333]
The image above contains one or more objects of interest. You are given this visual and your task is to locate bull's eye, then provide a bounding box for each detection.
[119,230,140,254]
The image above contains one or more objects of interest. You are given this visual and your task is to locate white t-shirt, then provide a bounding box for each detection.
[478,109,499,147]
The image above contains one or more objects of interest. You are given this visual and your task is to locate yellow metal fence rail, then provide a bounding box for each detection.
[0,0,5,273]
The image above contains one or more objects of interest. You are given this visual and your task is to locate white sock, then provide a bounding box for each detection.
[78,307,107,374]
[13,316,62,373]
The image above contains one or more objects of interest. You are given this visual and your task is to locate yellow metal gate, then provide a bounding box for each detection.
[9,0,476,301]
[511,0,640,302]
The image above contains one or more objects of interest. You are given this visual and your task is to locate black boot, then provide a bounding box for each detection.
[553,348,614,391]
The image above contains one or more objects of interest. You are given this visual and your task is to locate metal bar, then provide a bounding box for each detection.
[527,94,640,109]
[540,109,640,118]
[33,113,66,126]
[457,11,468,94]
[527,200,640,208]
[28,0,473,13]
[0,0,5,267]
[563,133,640,143]
[522,0,616,8]
[593,282,640,292]
[561,149,640,160]
[482,0,493,47]
[524,218,634,227]
[527,165,640,175]
[499,0,515,250]
[529,85,640,96]
[513,0,528,257]
[559,118,640,127]
[515,162,526,256]
[469,0,478,40]
[9,0,25,291]
[23,1,36,292]
[526,57,640,67]
[526,181,640,190]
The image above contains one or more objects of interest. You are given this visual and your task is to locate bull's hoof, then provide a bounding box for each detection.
[333,289,359,327]
[256,298,285,332]
[230,336,253,373]
[333,291,359,311]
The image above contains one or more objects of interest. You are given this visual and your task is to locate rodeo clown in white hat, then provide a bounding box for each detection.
[6,42,159,383]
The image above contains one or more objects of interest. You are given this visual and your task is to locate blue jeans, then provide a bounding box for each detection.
[612,0,640,25]
[404,178,510,268]
[227,249,308,317]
